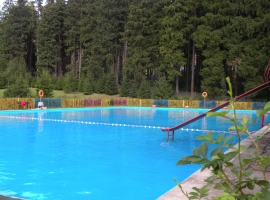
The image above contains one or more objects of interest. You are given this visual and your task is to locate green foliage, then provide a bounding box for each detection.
[83,78,94,95]
[0,73,7,89]
[36,1,65,76]
[95,76,106,94]
[78,78,84,92]
[119,79,130,97]
[36,71,54,97]
[128,80,139,98]
[4,76,31,98]
[137,80,151,99]
[175,77,270,199]
[63,72,79,93]
[53,76,65,90]
[152,77,174,99]
[0,0,270,100]
[104,73,118,95]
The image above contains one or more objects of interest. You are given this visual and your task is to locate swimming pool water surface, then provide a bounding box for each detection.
[0,107,267,200]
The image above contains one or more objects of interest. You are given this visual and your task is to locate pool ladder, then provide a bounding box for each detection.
[166,130,174,142]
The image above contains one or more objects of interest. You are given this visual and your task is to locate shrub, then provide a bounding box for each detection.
[36,71,54,97]
[83,78,94,95]
[63,72,79,93]
[152,77,174,99]
[174,77,270,199]
[95,75,106,94]
[119,79,130,97]
[105,73,118,95]
[4,77,31,97]
[137,80,151,99]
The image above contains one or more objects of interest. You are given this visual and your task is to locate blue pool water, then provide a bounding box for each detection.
[0,107,268,200]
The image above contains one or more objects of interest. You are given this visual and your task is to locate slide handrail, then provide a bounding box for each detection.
[161,81,270,132]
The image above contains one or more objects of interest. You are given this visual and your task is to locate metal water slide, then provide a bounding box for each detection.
[162,61,270,141]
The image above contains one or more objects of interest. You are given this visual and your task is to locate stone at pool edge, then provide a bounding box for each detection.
[0,195,22,200]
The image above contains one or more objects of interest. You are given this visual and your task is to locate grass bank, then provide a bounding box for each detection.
[0,88,120,99]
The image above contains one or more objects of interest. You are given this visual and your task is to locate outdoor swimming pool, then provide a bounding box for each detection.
[0,107,267,200]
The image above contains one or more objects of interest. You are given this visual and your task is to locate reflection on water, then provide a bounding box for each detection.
[38,112,44,132]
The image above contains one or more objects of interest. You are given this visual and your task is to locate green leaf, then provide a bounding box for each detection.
[176,156,208,165]
[217,153,225,159]
[196,135,208,141]
[200,142,209,158]
[213,192,237,200]
[243,169,253,177]
[256,180,270,187]
[241,116,248,126]
[210,147,224,158]
[217,134,224,144]
[207,132,213,141]
[224,135,234,144]
[263,102,270,111]
[206,111,229,117]
[193,147,201,156]
[242,158,254,166]
[246,182,255,190]
[261,188,270,199]
[226,77,233,96]
[189,192,199,196]
[176,156,193,165]
[221,181,230,191]
[239,145,247,152]
[224,151,238,161]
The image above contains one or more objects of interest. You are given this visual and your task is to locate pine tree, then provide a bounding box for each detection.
[63,72,78,93]
[1,0,37,72]
[83,78,93,95]
[95,75,106,94]
[119,79,130,97]
[64,0,88,79]
[152,77,174,99]
[36,71,54,97]
[4,76,31,97]
[105,73,118,95]
[137,80,151,99]
[158,0,188,96]
[36,0,66,76]
[123,0,160,84]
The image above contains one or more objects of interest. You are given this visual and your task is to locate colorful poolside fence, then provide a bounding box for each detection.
[84,99,102,107]
[62,98,82,108]
[0,98,267,110]
[154,100,168,107]
[217,101,252,110]
[0,98,34,110]
[113,98,128,106]
[199,101,217,109]
[252,102,266,110]
[34,98,62,108]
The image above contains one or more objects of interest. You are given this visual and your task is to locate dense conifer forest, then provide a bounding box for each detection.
[0,0,269,99]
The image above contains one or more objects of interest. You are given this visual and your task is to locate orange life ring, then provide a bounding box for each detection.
[38,90,44,97]
[202,92,207,98]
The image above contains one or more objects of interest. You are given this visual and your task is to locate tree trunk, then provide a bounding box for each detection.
[186,38,190,92]
[78,43,82,80]
[175,75,179,96]
[115,53,120,88]
[191,41,195,99]
[122,39,128,79]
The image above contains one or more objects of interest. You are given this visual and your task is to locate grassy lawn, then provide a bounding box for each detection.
[0,88,121,99]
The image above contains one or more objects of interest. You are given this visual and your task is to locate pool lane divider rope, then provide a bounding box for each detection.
[0,115,243,134]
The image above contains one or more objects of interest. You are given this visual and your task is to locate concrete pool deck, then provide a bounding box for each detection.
[159,126,270,199]
[0,196,21,200]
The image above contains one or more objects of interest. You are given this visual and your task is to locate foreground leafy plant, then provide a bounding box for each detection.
[175,77,270,199]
